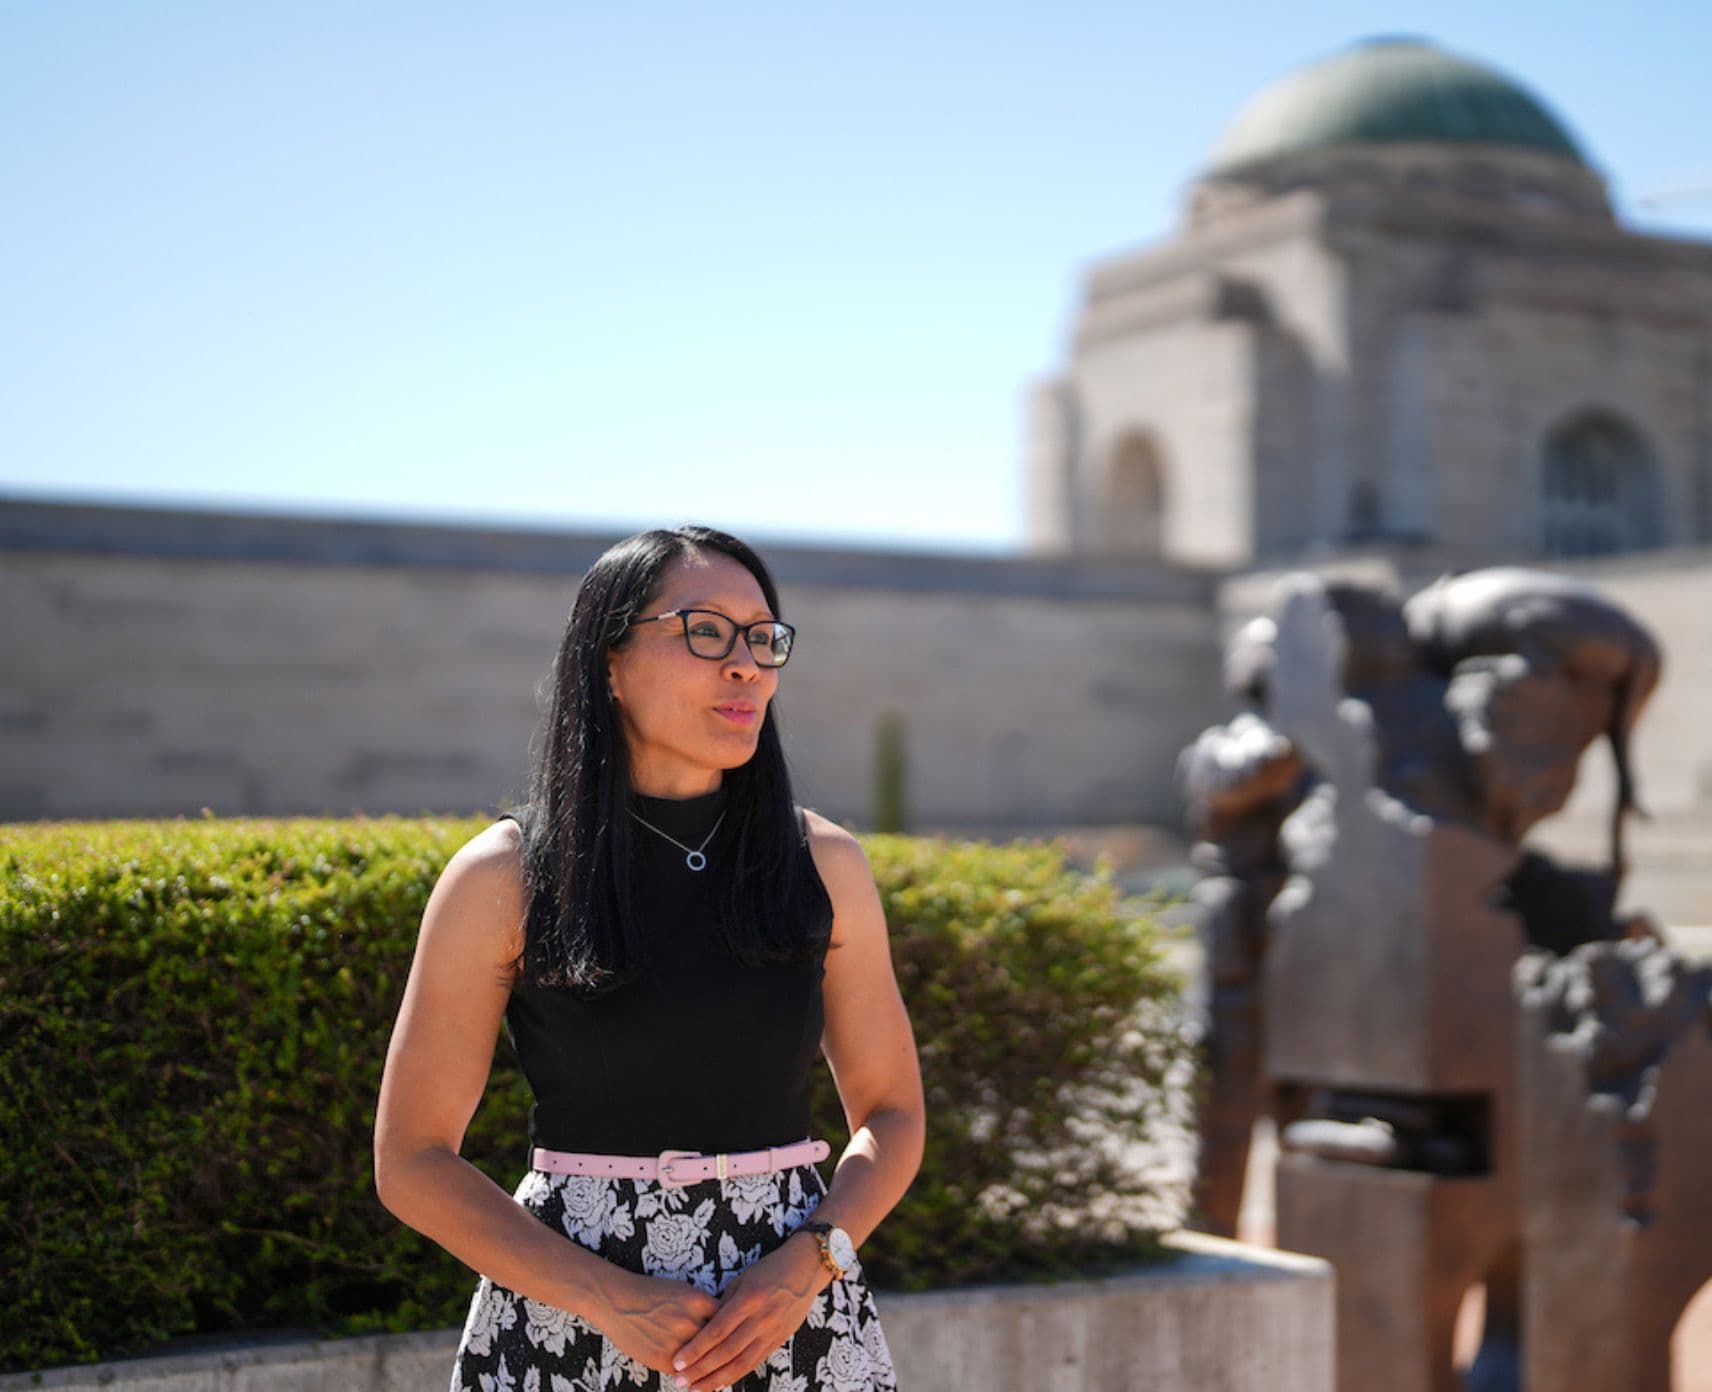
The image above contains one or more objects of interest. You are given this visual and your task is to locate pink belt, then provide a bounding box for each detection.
[530,1138,831,1190]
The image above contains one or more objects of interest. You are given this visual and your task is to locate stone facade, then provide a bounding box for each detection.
[1030,102,1712,572]
[0,499,1221,829]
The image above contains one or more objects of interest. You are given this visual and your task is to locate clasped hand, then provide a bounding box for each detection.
[600,1235,828,1392]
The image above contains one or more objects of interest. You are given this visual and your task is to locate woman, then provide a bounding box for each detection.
[374,525,924,1392]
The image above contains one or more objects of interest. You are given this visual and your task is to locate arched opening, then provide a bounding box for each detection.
[1097,432,1167,557]
[1539,411,1661,558]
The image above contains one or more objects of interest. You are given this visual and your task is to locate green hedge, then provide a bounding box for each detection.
[0,816,1187,1373]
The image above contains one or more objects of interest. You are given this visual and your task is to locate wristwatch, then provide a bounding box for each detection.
[797,1221,857,1279]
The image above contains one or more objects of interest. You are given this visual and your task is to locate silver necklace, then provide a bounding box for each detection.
[630,808,726,872]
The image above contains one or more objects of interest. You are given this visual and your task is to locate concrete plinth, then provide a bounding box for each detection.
[879,1232,1332,1392]
[1276,1156,1512,1392]
[1,1233,1333,1392]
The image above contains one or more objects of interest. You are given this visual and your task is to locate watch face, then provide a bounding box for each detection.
[827,1228,857,1271]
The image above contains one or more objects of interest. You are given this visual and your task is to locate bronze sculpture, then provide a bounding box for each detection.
[1180,567,1708,1392]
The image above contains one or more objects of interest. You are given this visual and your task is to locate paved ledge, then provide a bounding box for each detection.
[0,1326,464,1392]
[879,1232,1333,1392]
[2,1233,1332,1392]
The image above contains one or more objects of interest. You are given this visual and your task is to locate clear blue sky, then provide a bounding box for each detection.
[4,1,1710,552]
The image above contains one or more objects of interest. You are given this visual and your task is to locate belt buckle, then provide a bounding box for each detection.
[655,1148,698,1190]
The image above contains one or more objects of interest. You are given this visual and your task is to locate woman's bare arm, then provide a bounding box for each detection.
[794,810,926,1247]
[373,819,724,1370]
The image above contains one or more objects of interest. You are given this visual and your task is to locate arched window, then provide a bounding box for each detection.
[1098,433,1167,557]
[1540,412,1661,558]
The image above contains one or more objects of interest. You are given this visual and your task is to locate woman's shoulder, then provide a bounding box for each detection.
[457,814,526,873]
[798,807,873,897]
[432,816,528,964]
[799,805,857,851]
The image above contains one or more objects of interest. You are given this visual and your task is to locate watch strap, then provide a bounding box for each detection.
[796,1221,850,1278]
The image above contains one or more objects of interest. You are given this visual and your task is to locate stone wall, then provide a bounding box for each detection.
[0,500,1222,830]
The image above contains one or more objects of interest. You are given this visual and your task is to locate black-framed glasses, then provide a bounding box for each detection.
[627,609,796,668]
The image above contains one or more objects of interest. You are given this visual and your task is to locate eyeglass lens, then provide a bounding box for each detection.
[683,612,793,666]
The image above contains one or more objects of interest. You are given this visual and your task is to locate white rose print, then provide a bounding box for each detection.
[452,1164,896,1389]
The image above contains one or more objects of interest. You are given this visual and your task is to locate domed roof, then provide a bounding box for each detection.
[1205,37,1588,175]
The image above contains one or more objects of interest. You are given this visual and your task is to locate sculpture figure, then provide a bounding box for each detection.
[1179,566,1707,1392]
[1177,709,1303,1235]
[1402,567,1663,873]
[1516,939,1712,1392]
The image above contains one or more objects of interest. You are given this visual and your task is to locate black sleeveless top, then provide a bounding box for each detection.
[498,785,833,1156]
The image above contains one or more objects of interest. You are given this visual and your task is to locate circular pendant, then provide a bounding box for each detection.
[685,851,708,872]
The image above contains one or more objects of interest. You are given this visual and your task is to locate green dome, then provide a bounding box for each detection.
[1206,37,1587,174]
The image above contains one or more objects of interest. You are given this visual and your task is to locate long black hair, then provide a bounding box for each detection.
[505,524,830,994]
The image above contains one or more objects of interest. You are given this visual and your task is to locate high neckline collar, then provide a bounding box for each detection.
[628,781,728,841]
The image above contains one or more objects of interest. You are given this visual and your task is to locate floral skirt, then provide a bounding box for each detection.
[450,1159,898,1392]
